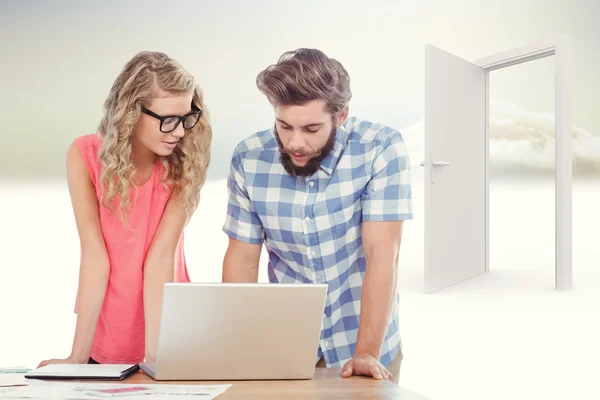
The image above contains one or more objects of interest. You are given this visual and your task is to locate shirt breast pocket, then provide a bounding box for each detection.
[329,201,362,256]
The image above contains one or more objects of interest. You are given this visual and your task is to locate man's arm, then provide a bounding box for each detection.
[356,221,403,354]
[342,129,412,380]
[222,147,264,282]
[342,220,404,380]
[143,193,187,361]
[222,238,262,282]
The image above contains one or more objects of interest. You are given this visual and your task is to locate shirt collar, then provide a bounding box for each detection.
[318,125,348,176]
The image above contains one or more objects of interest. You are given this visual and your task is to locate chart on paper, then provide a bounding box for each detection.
[0,381,232,399]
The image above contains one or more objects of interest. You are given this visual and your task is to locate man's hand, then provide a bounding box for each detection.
[341,354,392,381]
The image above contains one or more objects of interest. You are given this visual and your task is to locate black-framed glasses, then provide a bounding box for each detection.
[141,103,202,133]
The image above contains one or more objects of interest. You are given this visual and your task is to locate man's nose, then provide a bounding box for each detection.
[288,132,305,151]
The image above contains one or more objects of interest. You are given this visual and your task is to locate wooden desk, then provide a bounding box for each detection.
[122,368,431,399]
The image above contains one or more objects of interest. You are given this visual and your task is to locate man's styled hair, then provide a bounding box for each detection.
[256,48,352,117]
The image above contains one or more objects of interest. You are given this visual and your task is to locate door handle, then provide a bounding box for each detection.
[421,160,451,183]
[420,161,451,167]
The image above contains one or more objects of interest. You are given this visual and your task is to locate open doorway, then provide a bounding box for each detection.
[423,35,572,293]
[488,56,556,289]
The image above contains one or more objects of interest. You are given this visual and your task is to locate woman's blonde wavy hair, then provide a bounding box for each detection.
[97,51,211,224]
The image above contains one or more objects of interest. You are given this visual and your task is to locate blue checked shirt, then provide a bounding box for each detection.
[223,116,413,368]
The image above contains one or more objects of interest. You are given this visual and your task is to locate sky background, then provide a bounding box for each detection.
[1,3,599,399]
[0,0,599,181]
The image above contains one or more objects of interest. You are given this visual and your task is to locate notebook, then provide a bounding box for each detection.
[24,364,139,381]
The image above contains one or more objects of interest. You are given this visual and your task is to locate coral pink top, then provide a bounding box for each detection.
[74,133,190,364]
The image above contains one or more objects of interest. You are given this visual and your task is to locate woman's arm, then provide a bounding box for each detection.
[142,192,188,361]
[38,142,110,367]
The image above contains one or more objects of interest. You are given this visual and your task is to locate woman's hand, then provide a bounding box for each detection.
[37,355,88,368]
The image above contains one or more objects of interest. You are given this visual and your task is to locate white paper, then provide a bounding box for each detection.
[0,373,45,387]
[0,367,31,373]
[0,381,231,399]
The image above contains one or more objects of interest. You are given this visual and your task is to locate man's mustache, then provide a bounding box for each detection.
[280,148,319,157]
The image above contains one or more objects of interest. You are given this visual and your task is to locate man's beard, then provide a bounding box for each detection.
[275,126,337,178]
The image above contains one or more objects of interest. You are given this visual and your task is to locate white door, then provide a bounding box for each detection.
[424,45,487,293]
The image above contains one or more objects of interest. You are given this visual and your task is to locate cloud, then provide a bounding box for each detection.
[399,100,600,179]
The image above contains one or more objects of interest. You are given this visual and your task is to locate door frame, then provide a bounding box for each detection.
[474,34,572,290]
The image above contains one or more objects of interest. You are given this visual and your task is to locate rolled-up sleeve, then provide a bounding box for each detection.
[361,133,414,221]
[222,149,265,244]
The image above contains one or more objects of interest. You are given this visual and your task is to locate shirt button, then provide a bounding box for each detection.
[305,216,310,222]
[309,181,315,187]
[312,249,317,256]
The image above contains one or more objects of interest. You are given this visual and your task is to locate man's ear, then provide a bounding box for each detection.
[336,106,349,127]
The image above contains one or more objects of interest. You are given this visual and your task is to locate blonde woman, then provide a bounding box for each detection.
[38,51,211,366]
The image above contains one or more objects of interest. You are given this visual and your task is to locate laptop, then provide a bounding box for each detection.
[139,282,328,381]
